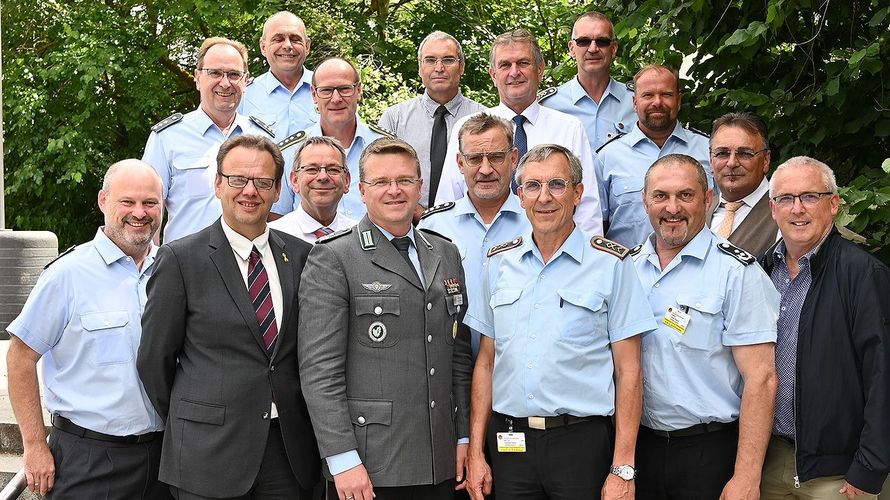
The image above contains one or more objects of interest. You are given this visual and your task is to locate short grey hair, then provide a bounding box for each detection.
[293,136,348,173]
[770,156,838,196]
[489,29,544,69]
[644,154,708,194]
[514,144,583,185]
[458,113,514,152]
[417,31,464,64]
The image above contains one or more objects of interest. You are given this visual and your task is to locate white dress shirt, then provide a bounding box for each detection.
[220,220,283,331]
[268,204,358,243]
[711,177,770,234]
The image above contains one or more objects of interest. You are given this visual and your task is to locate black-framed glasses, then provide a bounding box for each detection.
[572,37,614,48]
[315,83,359,99]
[771,192,834,208]
[218,173,276,190]
[360,177,421,189]
[197,68,247,83]
[521,178,571,197]
[710,148,768,161]
[422,56,460,67]
[460,148,514,168]
[297,165,346,177]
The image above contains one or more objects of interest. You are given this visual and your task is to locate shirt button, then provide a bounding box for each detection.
[696,303,702,308]
[430,401,436,408]
[427,303,433,311]
[527,394,534,400]
[781,306,786,311]
[534,303,540,309]
[262,412,269,419]
[526,363,533,369]
[654,283,660,288]
[429,368,435,376]
[357,416,366,425]
[104,321,110,326]
[374,306,383,315]
[270,365,275,371]
[530,334,537,339]
[427,334,433,343]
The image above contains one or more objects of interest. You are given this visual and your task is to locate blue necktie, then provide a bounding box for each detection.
[512,115,528,193]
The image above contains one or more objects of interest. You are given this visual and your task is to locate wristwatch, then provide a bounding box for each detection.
[610,464,636,480]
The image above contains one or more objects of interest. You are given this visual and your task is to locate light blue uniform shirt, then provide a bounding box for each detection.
[631,229,779,431]
[272,118,386,219]
[142,108,273,243]
[466,227,657,418]
[7,229,164,436]
[418,195,530,357]
[238,69,318,139]
[540,77,636,152]
[595,121,712,248]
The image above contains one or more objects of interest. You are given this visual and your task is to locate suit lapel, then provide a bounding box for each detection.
[208,222,269,355]
[362,219,424,291]
[269,232,292,360]
[415,229,440,292]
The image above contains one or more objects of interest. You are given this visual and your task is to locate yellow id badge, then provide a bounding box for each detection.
[663,306,691,334]
[496,432,527,452]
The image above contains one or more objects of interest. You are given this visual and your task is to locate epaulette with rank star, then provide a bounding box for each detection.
[316,227,353,244]
[717,242,755,265]
[625,81,635,93]
[419,201,455,221]
[418,227,452,243]
[368,123,395,138]
[249,115,275,138]
[687,124,710,138]
[277,130,307,151]
[537,86,557,103]
[590,236,630,259]
[487,236,523,257]
[628,244,643,257]
[43,245,77,270]
[596,133,625,154]
[151,112,183,133]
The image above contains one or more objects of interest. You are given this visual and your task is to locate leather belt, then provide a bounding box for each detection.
[52,415,162,444]
[497,412,607,431]
[642,420,738,439]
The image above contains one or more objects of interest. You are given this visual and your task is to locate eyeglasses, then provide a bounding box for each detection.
[710,148,768,161]
[197,68,247,83]
[298,165,346,177]
[422,56,460,67]
[572,37,614,48]
[218,173,276,191]
[460,149,514,168]
[521,178,571,197]
[315,83,359,99]
[361,177,421,189]
[771,192,834,208]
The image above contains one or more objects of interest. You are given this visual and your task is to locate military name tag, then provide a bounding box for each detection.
[496,432,527,453]
[368,321,387,342]
[663,306,691,334]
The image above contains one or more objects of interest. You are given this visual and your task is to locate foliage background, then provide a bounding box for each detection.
[2,0,889,260]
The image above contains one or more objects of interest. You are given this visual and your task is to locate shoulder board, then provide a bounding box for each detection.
[487,236,523,258]
[717,242,755,265]
[44,245,77,270]
[249,116,275,138]
[151,112,183,133]
[418,227,452,243]
[368,123,395,138]
[625,81,635,93]
[537,86,558,103]
[245,76,255,87]
[419,201,455,221]
[596,133,626,154]
[316,227,352,244]
[687,125,710,138]
[628,244,643,257]
[277,130,307,151]
[590,236,629,259]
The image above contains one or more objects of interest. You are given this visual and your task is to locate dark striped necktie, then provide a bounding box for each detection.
[313,227,334,239]
[248,246,278,351]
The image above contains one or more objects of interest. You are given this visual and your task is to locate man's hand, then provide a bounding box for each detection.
[720,474,760,499]
[839,480,875,499]
[23,441,55,496]
[455,443,469,490]
[333,464,374,500]
[465,451,492,500]
[601,474,633,500]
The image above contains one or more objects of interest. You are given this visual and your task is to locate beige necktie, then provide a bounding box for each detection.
[715,201,744,238]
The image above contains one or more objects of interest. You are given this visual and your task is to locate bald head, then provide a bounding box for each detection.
[262,11,305,39]
[102,159,162,193]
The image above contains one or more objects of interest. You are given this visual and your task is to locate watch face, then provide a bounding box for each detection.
[613,465,635,480]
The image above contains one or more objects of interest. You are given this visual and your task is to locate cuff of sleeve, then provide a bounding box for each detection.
[326,450,362,476]
[457,437,469,445]
[845,460,886,495]
[464,314,493,338]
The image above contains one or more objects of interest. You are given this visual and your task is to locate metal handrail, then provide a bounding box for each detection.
[0,468,26,500]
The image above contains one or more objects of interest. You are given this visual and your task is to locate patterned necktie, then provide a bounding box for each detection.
[392,237,419,281]
[312,227,334,239]
[428,105,449,207]
[715,201,744,238]
[248,246,278,351]
[511,115,528,193]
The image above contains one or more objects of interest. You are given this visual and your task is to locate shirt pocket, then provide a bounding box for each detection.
[81,311,133,365]
[673,294,723,351]
[490,287,522,341]
[171,156,213,198]
[556,289,607,346]
[611,177,645,208]
[355,295,400,348]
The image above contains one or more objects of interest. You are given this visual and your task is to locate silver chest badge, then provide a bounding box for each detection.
[362,281,393,293]
[368,321,387,342]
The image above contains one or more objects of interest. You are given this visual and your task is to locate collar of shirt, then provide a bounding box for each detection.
[493,100,541,126]
[305,116,375,151]
[454,192,524,220]
[195,107,251,137]
[521,225,585,266]
[220,218,272,261]
[717,177,769,210]
[773,227,830,265]
[93,227,158,269]
[625,120,690,148]
[259,67,313,96]
[640,227,712,273]
[373,223,418,247]
[567,76,628,106]
[420,89,466,117]
[293,204,349,234]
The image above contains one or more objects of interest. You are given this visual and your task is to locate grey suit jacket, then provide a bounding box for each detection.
[708,192,779,259]
[298,216,472,487]
[138,220,320,496]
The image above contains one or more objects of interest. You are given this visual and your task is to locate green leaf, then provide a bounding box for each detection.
[868,7,889,27]
[882,159,890,174]
[825,78,839,96]
[849,47,868,67]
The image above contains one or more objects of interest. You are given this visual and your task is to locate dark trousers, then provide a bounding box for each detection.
[635,423,738,500]
[486,414,613,500]
[171,420,311,500]
[47,427,171,500]
[326,479,454,500]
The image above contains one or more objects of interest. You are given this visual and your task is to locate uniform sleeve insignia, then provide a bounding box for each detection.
[249,115,275,138]
[687,125,710,138]
[590,236,629,259]
[368,123,395,138]
[537,86,558,103]
[717,242,755,265]
[277,130,307,151]
[316,227,352,244]
[487,236,523,257]
[419,201,455,221]
[628,244,643,257]
[625,81,635,92]
[43,245,77,269]
[150,112,183,133]
[418,227,451,244]
[596,133,626,154]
